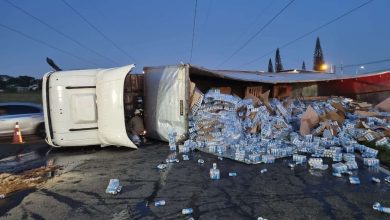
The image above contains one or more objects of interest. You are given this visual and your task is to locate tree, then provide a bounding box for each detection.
[313,37,325,71]
[302,61,306,70]
[268,58,274,72]
[275,48,283,72]
[16,76,35,87]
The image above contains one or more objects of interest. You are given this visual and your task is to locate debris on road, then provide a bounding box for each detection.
[332,172,342,177]
[293,154,307,164]
[209,163,220,180]
[182,208,193,215]
[371,177,381,183]
[228,171,237,177]
[179,144,190,153]
[308,158,328,170]
[197,159,204,164]
[0,164,58,197]
[260,168,268,174]
[157,164,167,170]
[165,152,179,163]
[349,177,361,185]
[364,158,379,167]
[288,163,295,168]
[168,130,177,151]
[373,202,390,214]
[332,162,348,174]
[105,179,122,194]
[154,200,166,207]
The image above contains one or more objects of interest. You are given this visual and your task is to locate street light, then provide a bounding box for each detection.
[320,64,328,72]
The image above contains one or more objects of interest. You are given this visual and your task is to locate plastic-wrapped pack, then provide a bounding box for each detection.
[105,179,122,194]
[373,202,390,213]
[362,148,378,158]
[345,161,358,170]
[307,156,327,170]
[293,154,307,164]
[376,137,389,147]
[363,158,380,167]
[168,130,177,151]
[343,153,355,162]
[343,145,354,153]
[262,154,275,163]
[349,176,360,184]
[248,153,261,163]
[332,151,343,162]
[364,132,375,142]
[332,162,348,173]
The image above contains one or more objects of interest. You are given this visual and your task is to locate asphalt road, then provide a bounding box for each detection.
[1,141,390,219]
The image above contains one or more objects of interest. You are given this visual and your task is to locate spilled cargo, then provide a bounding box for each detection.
[184,88,389,169]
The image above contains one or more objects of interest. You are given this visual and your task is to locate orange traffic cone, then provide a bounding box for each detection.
[12,122,24,144]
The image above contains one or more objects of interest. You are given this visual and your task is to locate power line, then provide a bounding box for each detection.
[61,0,137,63]
[341,58,390,68]
[4,0,120,66]
[238,0,375,69]
[215,0,296,68]
[203,0,214,27]
[190,0,198,63]
[230,1,276,49]
[0,22,100,67]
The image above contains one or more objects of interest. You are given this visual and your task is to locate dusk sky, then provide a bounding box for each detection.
[1,0,389,78]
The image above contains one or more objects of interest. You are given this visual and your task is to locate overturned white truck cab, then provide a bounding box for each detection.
[42,64,190,148]
[42,65,139,148]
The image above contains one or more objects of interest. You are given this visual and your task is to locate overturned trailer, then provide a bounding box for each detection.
[143,64,390,142]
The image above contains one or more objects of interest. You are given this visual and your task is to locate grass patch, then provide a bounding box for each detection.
[360,140,390,168]
[0,92,42,104]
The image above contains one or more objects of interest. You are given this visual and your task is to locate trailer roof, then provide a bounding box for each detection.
[189,65,390,84]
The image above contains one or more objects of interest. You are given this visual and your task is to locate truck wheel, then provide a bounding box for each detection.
[36,123,46,138]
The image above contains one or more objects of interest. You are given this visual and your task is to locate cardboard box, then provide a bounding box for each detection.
[190,88,203,109]
[189,81,196,99]
[218,87,232,95]
[245,86,262,98]
[375,98,390,112]
[354,110,380,117]
[244,94,260,106]
[325,111,345,124]
[300,105,320,136]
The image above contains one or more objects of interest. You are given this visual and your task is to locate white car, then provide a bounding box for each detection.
[0,102,45,137]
